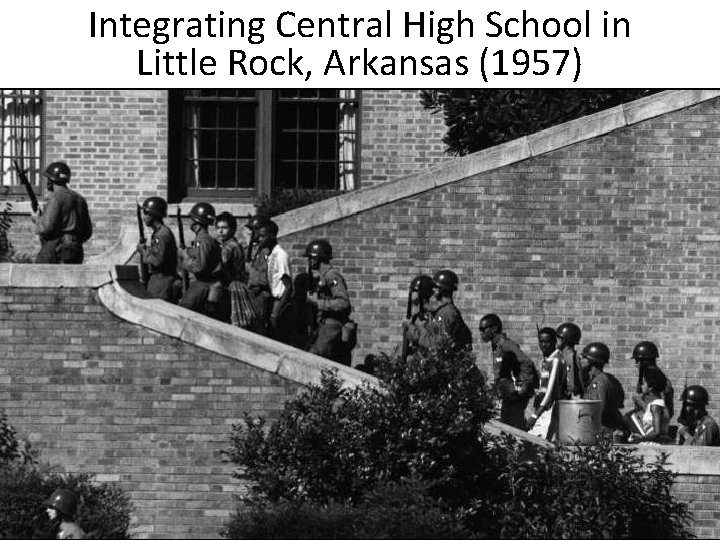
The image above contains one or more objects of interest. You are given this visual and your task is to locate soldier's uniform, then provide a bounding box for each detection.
[310,264,352,365]
[179,216,222,315]
[583,368,625,431]
[141,223,178,301]
[560,347,584,398]
[490,333,538,402]
[408,301,471,353]
[687,415,720,446]
[35,163,92,264]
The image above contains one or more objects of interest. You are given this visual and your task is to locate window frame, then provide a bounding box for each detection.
[1,89,44,198]
[168,89,361,203]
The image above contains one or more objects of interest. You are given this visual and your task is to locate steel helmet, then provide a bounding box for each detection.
[556,322,582,345]
[305,239,333,261]
[581,342,611,366]
[682,385,709,407]
[410,275,434,298]
[188,202,216,226]
[142,197,168,219]
[632,341,659,362]
[432,269,458,292]
[43,162,71,184]
[44,489,79,518]
[245,214,270,232]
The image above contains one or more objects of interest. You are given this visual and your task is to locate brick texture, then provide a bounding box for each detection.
[0,286,301,539]
[360,90,450,188]
[673,474,720,537]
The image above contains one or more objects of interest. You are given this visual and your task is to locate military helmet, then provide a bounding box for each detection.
[43,162,71,184]
[410,275,434,298]
[682,385,709,407]
[142,197,167,219]
[581,342,611,366]
[245,214,270,232]
[632,341,659,362]
[432,269,458,292]
[305,239,333,260]
[188,202,216,226]
[44,489,79,518]
[556,322,582,345]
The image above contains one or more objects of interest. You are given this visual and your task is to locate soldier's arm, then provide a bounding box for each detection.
[144,230,170,268]
[319,272,350,315]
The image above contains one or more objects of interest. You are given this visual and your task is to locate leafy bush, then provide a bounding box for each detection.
[0,200,13,262]
[226,342,494,505]
[224,478,474,539]
[255,188,343,218]
[469,434,694,539]
[225,343,693,539]
[0,411,133,539]
[420,90,660,156]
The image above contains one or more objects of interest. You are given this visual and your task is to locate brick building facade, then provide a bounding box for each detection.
[2,90,720,537]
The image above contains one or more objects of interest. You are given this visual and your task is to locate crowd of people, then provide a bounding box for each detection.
[28,162,720,447]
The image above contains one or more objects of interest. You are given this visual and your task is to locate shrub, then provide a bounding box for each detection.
[468,434,694,539]
[225,343,693,539]
[420,90,659,156]
[0,411,133,539]
[255,188,343,218]
[226,342,494,505]
[224,478,474,539]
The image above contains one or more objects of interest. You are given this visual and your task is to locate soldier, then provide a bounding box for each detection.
[404,270,472,353]
[676,386,720,446]
[528,327,565,440]
[629,341,674,418]
[178,202,222,316]
[136,197,178,302]
[214,212,247,325]
[32,162,92,264]
[479,313,538,428]
[580,342,626,437]
[44,488,86,539]
[556,322,584,398]
[400,275,434,360]
[258,221,294,343]
[306,239,352,365]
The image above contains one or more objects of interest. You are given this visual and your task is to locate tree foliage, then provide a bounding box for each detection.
[420,90,660,156]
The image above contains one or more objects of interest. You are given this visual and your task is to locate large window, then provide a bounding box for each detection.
[1,90,42,192]
[169,90,358,201]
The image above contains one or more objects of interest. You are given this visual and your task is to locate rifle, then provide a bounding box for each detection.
[400,282,414,362]
[136,203,149,285]
[13,159,39,213]
[176,206,189,294]
[678,375,689,428]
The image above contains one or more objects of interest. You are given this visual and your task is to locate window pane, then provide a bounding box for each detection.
[237,131,256,159]
[180,91,258,193]
[273,89,358,191]
[217,131,238,159]
[237,161,255,189]
[0,90,42,188]
[198,161,216,188]
[217,161,236,188]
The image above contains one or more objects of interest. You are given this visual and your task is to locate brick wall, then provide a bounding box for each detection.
[360,90,450,188]
[674,475,720,537]
[282,96,720,424]
[0,285,301,539]
[5,90,448,257]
